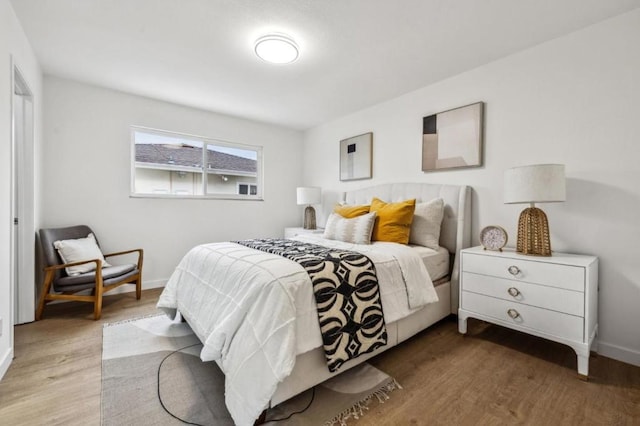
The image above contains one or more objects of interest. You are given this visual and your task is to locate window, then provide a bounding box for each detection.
[131,126,263,199]
[237,183,258,195]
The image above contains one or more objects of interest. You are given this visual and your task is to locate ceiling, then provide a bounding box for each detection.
[10,0,640,130]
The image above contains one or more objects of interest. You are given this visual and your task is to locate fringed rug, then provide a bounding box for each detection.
[101,314,401,426]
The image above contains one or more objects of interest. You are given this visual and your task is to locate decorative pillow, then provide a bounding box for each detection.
[370,198,416,244]
[53,233,111,276]
[323,212,377,244]
[409,198,445,250]
[333,204,370,218]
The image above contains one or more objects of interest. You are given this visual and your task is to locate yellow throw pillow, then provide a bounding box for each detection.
[370,197,416,244]
[334,204,370,218]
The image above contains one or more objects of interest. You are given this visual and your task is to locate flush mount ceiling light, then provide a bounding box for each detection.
[254,34,299,64]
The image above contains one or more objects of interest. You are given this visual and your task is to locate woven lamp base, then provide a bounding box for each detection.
[303,206,317,230]
[516,207,552,256]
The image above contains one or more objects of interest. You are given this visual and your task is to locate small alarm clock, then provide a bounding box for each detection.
[479,225,508,251]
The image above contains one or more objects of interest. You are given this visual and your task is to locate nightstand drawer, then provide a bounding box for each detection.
[461,291,584,342]
[462,253,584,292]
[462,272,584,316]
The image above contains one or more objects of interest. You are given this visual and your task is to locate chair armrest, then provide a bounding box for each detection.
[103,248,143,258]
[103,248,144,270]
[44,258,102,272]
[42,259,105,295]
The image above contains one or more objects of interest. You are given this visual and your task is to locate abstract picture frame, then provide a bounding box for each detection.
[340,132,372,181]
[422,102,484,172]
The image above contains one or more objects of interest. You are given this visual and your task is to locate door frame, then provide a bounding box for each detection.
[10,58,36,327]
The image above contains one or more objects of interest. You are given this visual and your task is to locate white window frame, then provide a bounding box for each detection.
[237,182,258,196]
[130,126,264,200]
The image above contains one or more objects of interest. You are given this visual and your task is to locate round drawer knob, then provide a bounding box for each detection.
[508,265,520,276]
[507,287,521,297]
[507,308,520,319]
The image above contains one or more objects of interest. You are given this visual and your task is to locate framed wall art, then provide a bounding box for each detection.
[422,102,484,172]
[340,132,372,181]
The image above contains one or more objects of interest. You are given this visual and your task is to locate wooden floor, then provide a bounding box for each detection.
[0,288,638,425]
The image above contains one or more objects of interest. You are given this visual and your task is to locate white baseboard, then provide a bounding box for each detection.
[47,279,167,305]
[106,278,167,296]
[0,347,13,381]
[597,340,640,367]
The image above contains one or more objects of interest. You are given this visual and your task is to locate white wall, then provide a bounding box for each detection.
[42,76,303,288]
[302,9,640,366]
[0,0,43,379]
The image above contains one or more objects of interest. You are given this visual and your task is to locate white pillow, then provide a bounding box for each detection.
[409,198,445,250]
[53,233,111,276]
[323,211,377,245]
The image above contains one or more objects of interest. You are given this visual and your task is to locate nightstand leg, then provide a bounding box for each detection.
[458,315,468,334]
[576,349,590,380]
[573,345,590,381]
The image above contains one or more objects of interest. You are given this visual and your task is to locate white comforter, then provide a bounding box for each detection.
[156,235,437,426]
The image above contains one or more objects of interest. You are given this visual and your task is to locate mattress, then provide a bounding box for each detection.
[411,244,450,282]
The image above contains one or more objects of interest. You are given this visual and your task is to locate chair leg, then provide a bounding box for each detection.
[94,280,104,321]
[136,275,142,300]
[36,271,55,321]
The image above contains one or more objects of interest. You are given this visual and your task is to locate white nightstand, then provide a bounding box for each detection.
[284,227,324,239]
[458,246,598,379]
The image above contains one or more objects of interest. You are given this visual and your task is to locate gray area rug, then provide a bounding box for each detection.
[101,314,401,425]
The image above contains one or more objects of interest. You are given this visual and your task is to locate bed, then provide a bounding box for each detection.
[157,182,471,425]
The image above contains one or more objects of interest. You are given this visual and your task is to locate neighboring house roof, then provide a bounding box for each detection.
[135,144,257,173]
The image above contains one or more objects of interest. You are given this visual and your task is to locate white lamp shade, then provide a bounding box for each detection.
[504,164,566,204]
[297,187,321,205]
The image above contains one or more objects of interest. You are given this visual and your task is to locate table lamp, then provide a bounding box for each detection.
[504,164,566,256]
[296,187,321,230]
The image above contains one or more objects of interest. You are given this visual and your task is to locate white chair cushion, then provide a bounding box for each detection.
[53,233,111,276]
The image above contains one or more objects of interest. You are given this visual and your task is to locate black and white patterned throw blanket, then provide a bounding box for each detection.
[234,238,387,372]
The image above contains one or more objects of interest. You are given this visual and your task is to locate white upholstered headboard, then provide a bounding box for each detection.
[342,182,472,313]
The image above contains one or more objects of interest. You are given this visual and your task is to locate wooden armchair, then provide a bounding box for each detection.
[36,225,143,320]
